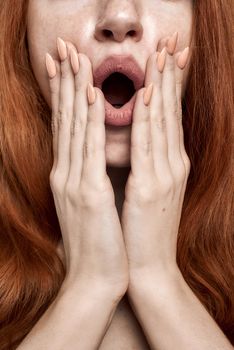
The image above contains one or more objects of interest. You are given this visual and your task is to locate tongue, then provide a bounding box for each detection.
[102,73,135,106]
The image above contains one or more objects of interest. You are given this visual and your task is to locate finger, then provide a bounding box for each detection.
[130,87,155,181]
[68,52,94,186]
[175,48,190,227]
[56,37,75,180]
[81,85,107,187]
[146,52,172,178]
[175,47,191,176]
[45,54,60,175]
[175,48,191,223]
[162,43,183,174]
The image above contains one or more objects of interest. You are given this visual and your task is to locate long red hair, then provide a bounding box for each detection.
[0,0,233,348]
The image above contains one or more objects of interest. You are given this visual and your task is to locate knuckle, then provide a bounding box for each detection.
[49,171,55,189]
[150,113,166,130]
[174,162,187,185]
[175,173,185,187]
[168,100,178,115]
[83,141,96,158]
[184,155,191,175]
[74,115,86,131]
[131,140,152,154]
[158,177,175,197]
[74,77,84,92]
[137,186,156,203]
[165,57,175,71]
[60,60,71,79]
[58,107,73,125]
[50,171,65,195]
[70,116,81,137]
[65,182,79,206]
[126,177,157,204]
[49,80,59,95]
[51,114,57,135]
[79,179,114,209]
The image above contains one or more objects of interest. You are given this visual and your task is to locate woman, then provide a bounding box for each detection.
[0,0,233,349]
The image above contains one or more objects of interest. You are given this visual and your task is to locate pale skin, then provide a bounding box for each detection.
[18,0,233,349]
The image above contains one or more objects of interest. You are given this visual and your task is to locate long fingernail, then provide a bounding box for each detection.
[157,47,167,73]
[177,47,190,69]
[70,49,80,74]
[143,83,154,106]
[45,53,57,78]
[57,37,68,61]
[87,83,96,105]
[166,31,178,55]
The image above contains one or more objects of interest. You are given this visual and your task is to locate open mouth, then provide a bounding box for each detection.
[101,72,136,109]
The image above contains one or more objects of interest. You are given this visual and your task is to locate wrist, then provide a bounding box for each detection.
[128,264,185,303]
[60,275,127,304]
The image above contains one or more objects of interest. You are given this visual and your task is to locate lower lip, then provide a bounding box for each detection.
[104,92,137,127]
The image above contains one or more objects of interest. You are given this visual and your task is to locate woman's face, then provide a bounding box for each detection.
[27,0,193,168]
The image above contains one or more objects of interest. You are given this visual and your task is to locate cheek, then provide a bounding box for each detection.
[27,17,62,108]
[28,40,52,108]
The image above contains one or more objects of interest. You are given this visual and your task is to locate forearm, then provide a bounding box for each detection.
[128,268,233,350]
[17,279,122,349]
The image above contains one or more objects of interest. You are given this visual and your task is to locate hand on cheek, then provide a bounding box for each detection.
[121,32,191,286]
[45,38,129,294]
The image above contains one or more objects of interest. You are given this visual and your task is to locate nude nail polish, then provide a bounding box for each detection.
[70,49,80,75]
[143,83,154,106]
[57,37,68,61]
[177,47,190,69]
[157,47,167,73]
[87,83,96,105]
[45,53,56,79]
[166,31,178,55]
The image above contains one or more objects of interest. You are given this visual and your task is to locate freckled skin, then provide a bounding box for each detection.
[27,0,193,170]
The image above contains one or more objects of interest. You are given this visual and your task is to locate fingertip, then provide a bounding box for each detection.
[177,47,190,70]
[87,83,96,105]
[143,83,154,106]
[157,47,167,73]
[70,48,80,75]
[45,53,57,79]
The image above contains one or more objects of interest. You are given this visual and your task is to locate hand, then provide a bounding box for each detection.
[45,38,129,296]
[121,32,191,287]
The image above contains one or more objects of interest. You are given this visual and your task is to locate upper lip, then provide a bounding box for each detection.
[93,55,145,91]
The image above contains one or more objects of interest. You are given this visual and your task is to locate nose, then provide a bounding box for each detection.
[94,0,143,43]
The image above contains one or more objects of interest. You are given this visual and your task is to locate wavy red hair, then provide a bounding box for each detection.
[0,0,233,348]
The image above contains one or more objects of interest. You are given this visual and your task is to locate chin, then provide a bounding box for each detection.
[105,142,131,168]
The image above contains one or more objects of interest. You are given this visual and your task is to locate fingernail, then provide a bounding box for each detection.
[177,47,190,69]
[143,83,154,106]
[157,47,167,73]
[45,53,57,79]
[166,31,178,55]
[70,49,80,75]
[57,37,68,61]
[87,83,96,105]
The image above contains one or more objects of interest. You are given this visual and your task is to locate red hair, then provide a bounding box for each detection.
[0,0,233,348]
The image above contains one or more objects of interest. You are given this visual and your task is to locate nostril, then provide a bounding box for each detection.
[128,30,136,37]
[103,30,113,38]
